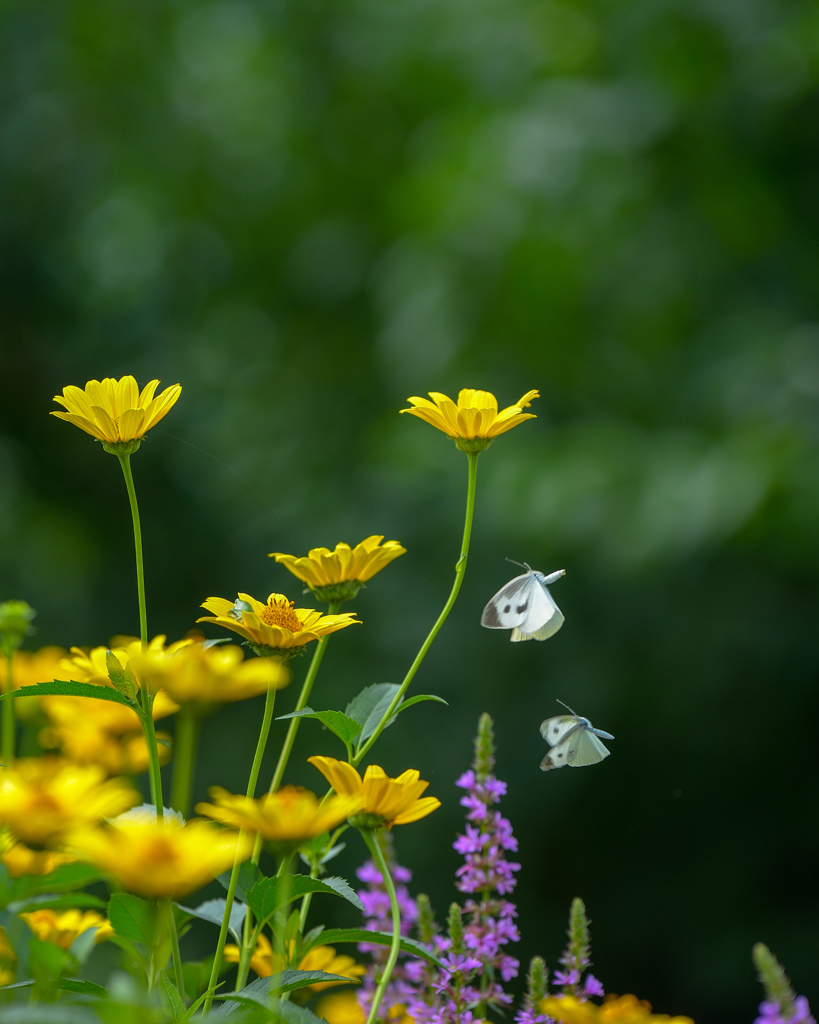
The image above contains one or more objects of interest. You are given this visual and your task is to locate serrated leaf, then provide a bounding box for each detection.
[159,973,187,1021]
[217,862,263,903]
[315,928,442,966]
[292,875,362,911]
[215,971,355,1013]
[108,892,155,946]
[178,897,246,944]
[105,650,139,699]
[246,876,279,923]
[0,679,135,707]
[396,694,448,713]
[277,708,362,746]
[9,864,104,902]
[345,682,401,742]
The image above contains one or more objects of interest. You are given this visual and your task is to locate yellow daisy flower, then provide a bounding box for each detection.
[541,994,695,1024]
[196,785,360,846]
[51,375,181,454]
[0,758,139,848]
[317,992,411,1024]
[197,593,359,658]
[224,932,365,989]
[1,645,67,723]
[38,717,173,777]
[308,757,440,829]
[131,637,290,707]
[0,831,76,877]
[68,817,251,899]
[21,909,114,949]
[270,536,406,604]
[400,388,539,451]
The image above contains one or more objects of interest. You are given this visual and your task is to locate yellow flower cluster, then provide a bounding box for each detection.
[196,785,359,844]
[38,639,178,775]
[0,646,67,722]
[21,909,113,949]
[224,933,365,989]
[317,992,412,1024]
[541,994,695,1024]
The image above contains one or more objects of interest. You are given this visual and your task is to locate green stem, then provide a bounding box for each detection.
[362,830,402,1024]
[170,710,201,818]
[354,451,479,765]
[267,601,341,796]
[203,685,278,1014]
[201,832,246,1017]
[162,898,186,1003]
[117,453,164,820]
[2,650,14,765]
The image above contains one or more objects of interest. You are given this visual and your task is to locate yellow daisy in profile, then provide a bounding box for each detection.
[51,375,181,453]
[224,933,365,989]
[0,758,139,848]
[196,785,360,846]
[308,757,440,829]
[0,831,76,878]
[270,536,406,604]
[197,593,359,658]
[400,388,539,451]
[541,994,695,1024]
[68,817,251,899]
[21,909,113,949]
[131,636,290,707]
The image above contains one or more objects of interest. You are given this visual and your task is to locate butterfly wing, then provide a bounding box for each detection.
[539,715,578,746]
[540,724,611,771]
[481,573,538,629]
[511,581,564,642]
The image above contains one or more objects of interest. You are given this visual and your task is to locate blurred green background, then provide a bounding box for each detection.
[2,0,819,1019]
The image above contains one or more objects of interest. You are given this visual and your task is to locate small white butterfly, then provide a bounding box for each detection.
[539,701,614,770]
[480,561,566,642]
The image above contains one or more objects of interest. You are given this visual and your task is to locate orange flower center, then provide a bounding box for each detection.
[260,598,303,633]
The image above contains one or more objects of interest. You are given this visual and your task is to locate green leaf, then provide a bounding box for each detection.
[0,1007,100,1024]
[396,694,448,713]
[59,977,109,997]
[0,679,136,707]
[292,874,363,911]
[8,864,104,902]
[28,936,70,984]
[245,876,279,923]
[159,973,187,1021]
[178,897,246,944]
[277,708,362,746]
[315,928,442,966]
[217,862,263,903]
[108,892,156,946]
[8,892,108,915]
[67,926,99,965]
[105,650,139,700]
[214,973,354,1018]
[345,682,400,741]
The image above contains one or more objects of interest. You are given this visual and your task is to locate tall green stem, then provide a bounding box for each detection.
[354,451,479,765]
[170,710,201,818]
[267,601,341,796]
[117,453,164,820]
[362,830,402,1024]
[161,898,186,1002]
[202,685,278,1015]
[2,650,15,765]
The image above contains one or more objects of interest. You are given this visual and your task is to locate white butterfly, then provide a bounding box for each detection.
[480,562,566,642]
[539,701,614,771]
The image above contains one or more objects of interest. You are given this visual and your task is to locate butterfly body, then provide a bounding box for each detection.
[481,565,565,642]
[539,708,614,771]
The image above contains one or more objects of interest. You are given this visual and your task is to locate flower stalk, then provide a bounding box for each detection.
[353,451,479,765]
[169,709,201,818]
[361,829,402,1024]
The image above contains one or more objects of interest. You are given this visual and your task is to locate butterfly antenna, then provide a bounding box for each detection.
[556,699,578,716]
[505,558,532,572]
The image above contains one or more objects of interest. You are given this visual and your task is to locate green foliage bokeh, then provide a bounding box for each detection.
[2,0,819,1020]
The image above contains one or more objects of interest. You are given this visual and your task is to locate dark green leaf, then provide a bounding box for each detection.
[108,892,156,946]
[315,928,442,966]
[292,874,362,911]
[178,897,246,944]
[59,977,109,997]
[396,694,448,713]
[246,876,279,923]
[214,972,355,1016]
[159,973,187,1021]
[9,864,104,902]
[217,862,263,903]
[0,679,136,707]
[67,926,99,965]
[277,708,362,746]
[345,683,399,728]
